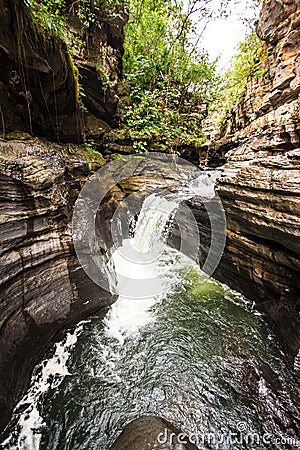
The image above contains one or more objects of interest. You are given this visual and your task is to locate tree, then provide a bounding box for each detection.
[119,0,219,152]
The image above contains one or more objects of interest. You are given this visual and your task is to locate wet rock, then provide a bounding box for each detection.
[64,0,128,129]
[109,416,199,450]
[189,154,300,360]
[0,0,127,142]
[0,139,114,432]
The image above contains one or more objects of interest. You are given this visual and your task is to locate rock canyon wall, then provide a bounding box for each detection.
[204,0,300,361]
[0,139,117,431]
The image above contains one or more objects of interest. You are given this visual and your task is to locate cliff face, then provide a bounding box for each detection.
[0,138,117,431]
[216,0,300,157]
[0,0,127,142]
[62,0,128,130]
[206,0,300,360]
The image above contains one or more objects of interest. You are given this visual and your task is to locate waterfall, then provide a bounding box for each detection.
[133,170,218,253]
[0,171,221,449]
[4,167,299,450]
[106,171,219,343]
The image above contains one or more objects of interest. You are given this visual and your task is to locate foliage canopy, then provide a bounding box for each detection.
[207,30,266,137]
[23,0,264,152]
[120,0,219,152]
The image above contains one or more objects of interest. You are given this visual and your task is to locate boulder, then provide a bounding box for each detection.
[109,416,199,450]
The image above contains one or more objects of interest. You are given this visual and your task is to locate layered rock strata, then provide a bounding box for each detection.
[201,0,300,361]
[0,138,116,432]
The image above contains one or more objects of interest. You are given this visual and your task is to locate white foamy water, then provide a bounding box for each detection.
[107,245,198,344]
[106,172,218,341]
[85,172,219,346]
[188,171,219,198]
[111,172,218,299]
[103,297,158,345]
[1,325,85,450]
[133,194,178,253]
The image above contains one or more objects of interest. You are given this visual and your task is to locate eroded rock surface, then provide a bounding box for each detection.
[109,416,199,450]
[0,0,126,142]
[201,0,300,360]
[217,153,300,359]
[0,139,115,432]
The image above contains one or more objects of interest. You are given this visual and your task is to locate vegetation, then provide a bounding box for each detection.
[23,0,265,151]
[24,0,67,37]
[223,33,265,106]
[115,0,265,152]
[23,0,120,115]
[119,0,219,152]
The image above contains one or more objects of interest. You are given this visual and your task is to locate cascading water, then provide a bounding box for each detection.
[1,173,300,450]
[105,172,217,342]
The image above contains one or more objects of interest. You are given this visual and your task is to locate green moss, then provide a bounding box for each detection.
[67,143,106,169]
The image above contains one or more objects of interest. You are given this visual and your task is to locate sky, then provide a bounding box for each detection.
[185,0,261,71]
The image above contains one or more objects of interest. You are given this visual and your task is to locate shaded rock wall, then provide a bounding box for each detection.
[0,0,128,432]
[0,139,115,432]
[62,0,128,130]
[0,0,79,141]
[203,0,300,361]
[0,0,126,142]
